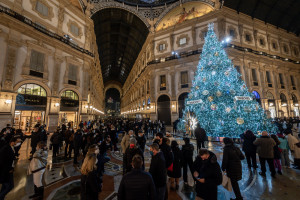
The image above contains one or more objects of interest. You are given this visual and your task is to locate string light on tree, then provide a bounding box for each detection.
[178,23,277,138]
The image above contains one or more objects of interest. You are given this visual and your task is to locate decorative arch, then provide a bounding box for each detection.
[90,2,150,28]
[155,1,215,31]
[14,80,51,97]
[178,92,189,118]
[292,93,298,104]
[156,93,172,102]
[157,94,171,125]
[59,88,82,101]
[280,93,287,102]
[70,0,85,13]
[266,91,274,99]
[104,81,123,97]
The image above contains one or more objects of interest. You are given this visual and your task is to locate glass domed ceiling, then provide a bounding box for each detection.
[115,0,178,7]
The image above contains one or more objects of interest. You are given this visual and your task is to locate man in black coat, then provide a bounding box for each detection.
[149,143,167,200]
[182,137,194,186]
[136,130,146,152]
[73,129,83,164]
[30,125,41,158]
[155,133,174,169]
[194,123,207,152]
[0,137,20,200]
[193,149,222,200]
[118,154,155,200]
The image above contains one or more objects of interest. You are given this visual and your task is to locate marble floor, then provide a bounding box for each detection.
[2,135,300,200]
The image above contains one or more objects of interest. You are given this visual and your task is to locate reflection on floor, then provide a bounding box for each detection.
[3,135,300,200]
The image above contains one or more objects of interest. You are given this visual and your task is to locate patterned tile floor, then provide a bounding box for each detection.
[3,134,300,200]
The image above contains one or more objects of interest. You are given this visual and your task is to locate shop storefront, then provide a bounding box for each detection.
[59,90,79,128]
[14,84,47,134]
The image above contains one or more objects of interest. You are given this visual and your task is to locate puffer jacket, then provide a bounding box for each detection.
[253,136,276,158]
[28,149,48,174]
[222,144,244,180]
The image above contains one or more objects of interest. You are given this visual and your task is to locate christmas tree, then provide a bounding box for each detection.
[179,23,277,138]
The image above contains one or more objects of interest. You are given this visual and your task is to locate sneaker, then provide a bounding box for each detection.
[259,172,266,177]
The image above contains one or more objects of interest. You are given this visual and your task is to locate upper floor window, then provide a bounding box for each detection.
[181,71,188,88]
[229,29,235,37]
[30,50,44,78]
[279,73,285,89]
[159,44,166,51]
[272,42,277,50]
[70,24,79,36]
[179,37,187,45]
[61,90,79,100]
[259,38,265,46]
[17,84,46,97]
[245,33,251,42]
[160,75,166,90]
[147,80,150,94]
[68,64,78,85]
[291,75,296,90]
[293,47,299,56]
[251,68,258,86]
[36,1,48,17]
[283,44,289,53]
[266,71,272,87]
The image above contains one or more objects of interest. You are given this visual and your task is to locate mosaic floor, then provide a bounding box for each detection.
[3,133,300,200]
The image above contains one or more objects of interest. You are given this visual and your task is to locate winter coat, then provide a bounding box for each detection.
[136,135,146,151]
[287,134,300,159]
[193,151,222,200]
[195,127,207,142]
[0,144,15,183]
[278,137,289,150]
[50,131,62,145]
[272,138,281,159]
[118,169,156,200]
[73,131,82,149]
[149,151,167,188]
[159,141,174,168]
[242,135,257,154]
[121,134,131,154]
[253,136,276,159]
[31,131,41,148]
[28,149,48,174]
[167,146,182,178]
[81,170,102,200]
[123,146,144,174]
[182,143,194,162]
[221,144,244,180]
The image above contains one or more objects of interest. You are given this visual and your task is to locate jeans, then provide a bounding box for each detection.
[280,149,290,167]
[183,157,194,182]
[259,157,275,175]
[156,185,166,200]
[231,178,242,199]
[0,173,14,200]
[245,152,257,168]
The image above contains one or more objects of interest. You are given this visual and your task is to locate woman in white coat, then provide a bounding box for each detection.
[286,132,300,169]
[28,141,48,199]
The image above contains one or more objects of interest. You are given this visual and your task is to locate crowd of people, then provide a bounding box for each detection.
[0,117,300,200]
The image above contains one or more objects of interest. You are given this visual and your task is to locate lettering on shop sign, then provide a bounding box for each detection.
[234,96,252,101]
[187,99,203,104]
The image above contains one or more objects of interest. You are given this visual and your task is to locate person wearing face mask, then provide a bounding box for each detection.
[121,130,135,154]
[136,130,146,153]
[149,143,167,200]
[80,153,102,200]
[0,137,20,200]
[193,149,222,200]
[123,138,144,174]
[28,141,48,199]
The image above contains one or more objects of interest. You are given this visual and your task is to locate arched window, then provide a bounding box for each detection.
[292,94,298,105]
[252,91,261,105]
[17,84,46,96]
[61,90,79,100]
[280,93,287,102]
[266,92,274,100]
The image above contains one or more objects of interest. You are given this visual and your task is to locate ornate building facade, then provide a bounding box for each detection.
[0,0,300,129]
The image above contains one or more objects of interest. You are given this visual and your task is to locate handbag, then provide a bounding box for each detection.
[167,163,174,172]
[222,173,232,191]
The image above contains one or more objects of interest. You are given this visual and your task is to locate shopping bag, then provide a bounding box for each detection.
[222,173,232,191]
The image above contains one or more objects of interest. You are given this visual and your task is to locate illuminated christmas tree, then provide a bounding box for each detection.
[179,23,277,138]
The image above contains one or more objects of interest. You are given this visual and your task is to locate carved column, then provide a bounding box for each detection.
[57,7,64,35]
[192,25,196,45]
[217,18,225,40]
[238,24,243,45]
[52,56,63,96]
[170,71,176,100]
[2,41,19,91]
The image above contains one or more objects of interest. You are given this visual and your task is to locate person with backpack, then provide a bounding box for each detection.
[193,149,222,200]
[222,138,245,200]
